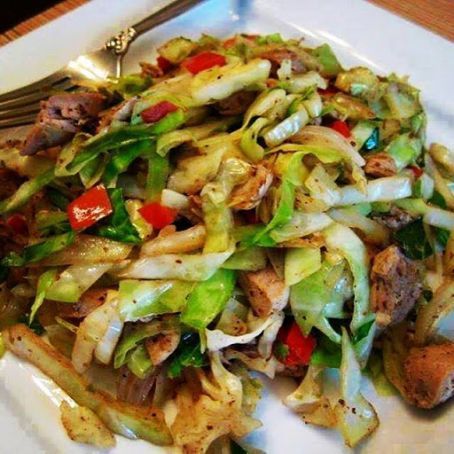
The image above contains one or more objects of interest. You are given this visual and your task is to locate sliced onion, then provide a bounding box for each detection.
[292,125,365,167]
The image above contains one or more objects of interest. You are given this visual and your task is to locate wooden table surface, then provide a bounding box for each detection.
[1,0,453,46]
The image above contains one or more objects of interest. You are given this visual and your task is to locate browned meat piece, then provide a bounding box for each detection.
[239,266,289,317]
[22,92,106,156]
[46,93,105,119]
[229,164,273,210]
[97,97,137,131]
[370,245,422,327]
[21,124,74,156]
[145,331,180,366]
[374,206,415,230]
[58,289,109,319]
[259,48,305,77]
[364,152,397,178]
[404,343,454,409]
[213,90,257,116]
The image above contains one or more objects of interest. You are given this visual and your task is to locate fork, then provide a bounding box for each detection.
[0,0,206,129]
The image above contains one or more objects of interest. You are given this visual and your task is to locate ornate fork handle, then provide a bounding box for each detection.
[105,28,138,55]
[104,0,206,57]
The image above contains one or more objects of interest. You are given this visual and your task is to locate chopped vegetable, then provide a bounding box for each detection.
[277,321,317,367]
[158,37,196,64]
[118,280,174,322]
[139,202,177,229]
[67,185,112,230]
[284,247,321,286]
[181,268,236,329]
[323,223,371,333]
[335,328,379,447]
[141,101,179,123]
[29,269,58,324]
[191,59,271,104]
[2,231,75,267]
[60,401,116,449]
[118,246,234,281]
[168,332,206,378]
[394,218,433,260]
[312,44,342,77]
[97,188,141,244]
[46,264,112,303]
[182,51,227,74]
[0,168,54,214]
[330,120,350,138]
[3,324,172,445]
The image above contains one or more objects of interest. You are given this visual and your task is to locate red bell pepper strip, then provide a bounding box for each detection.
[141,101,179,124]
[409,165,423,179]
[181,51,227,75]
[6,214,28,235]
[277,321,316,367]
[157,55,173,73]
[139,202,177,230]
[67,185,112,231]
[330,119,351,138]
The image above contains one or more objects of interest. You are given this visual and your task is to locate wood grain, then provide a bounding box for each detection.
[370,0,454,41]
[0,0,453,45]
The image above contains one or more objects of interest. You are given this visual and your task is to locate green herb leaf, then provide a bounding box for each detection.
[103,140,153,187]
[394,218,433,260]
[312,44,342,77]
[97,188,141,244]
[180,269,236,330]
[167,333,207,379]
[1,231,75,267]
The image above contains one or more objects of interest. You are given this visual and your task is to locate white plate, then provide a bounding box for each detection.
[0,1,453,453]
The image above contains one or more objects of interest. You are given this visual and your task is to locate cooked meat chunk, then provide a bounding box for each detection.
[374,206,415,231]
[239,266,289,317]
[259,48,305,77]
[370,245,422,327]
[404,343,454,409]
[213,90,257,116]
[58,289,109,319]
[22,125,74,156]
[46,93,105,119]
[229,164,273,211]
[22,92,106,156]
[364,152,397,178]
[145,331,180,366]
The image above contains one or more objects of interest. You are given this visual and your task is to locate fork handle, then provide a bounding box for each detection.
[133,0,207,37]
[105,0,207,56]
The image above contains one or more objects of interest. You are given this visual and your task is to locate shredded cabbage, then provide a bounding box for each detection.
[72,292,121,373]
[191,59,271,105]
[46,264,112,303]
[118,246,234,281]
[335,328,379,447]
[171,352,261,452]
[285,365,336,428]
[323,223,372,333]
[206,312,282,351]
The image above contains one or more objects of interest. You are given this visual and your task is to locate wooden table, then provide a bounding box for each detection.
[1,0,453,46]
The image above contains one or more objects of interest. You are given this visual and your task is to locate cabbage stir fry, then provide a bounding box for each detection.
[1,32,454,452]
